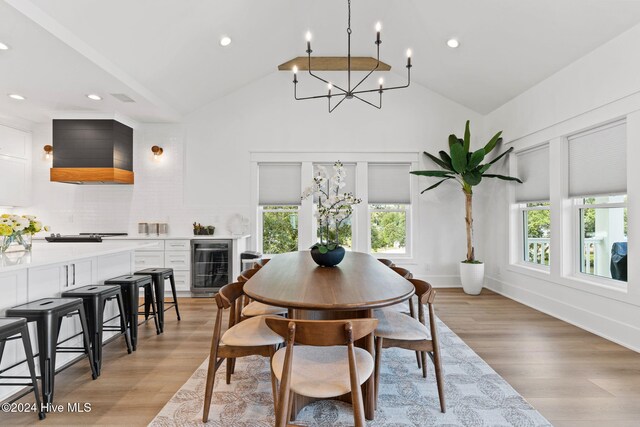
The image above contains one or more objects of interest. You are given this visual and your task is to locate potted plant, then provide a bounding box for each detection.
[301,161,361,267]
[411,121,521,295]
[0,214,50,252]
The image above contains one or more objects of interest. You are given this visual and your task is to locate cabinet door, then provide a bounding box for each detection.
[28,264,64,300]
[97,251,133,282]
[0,270,28,402]
[165,240,190,250]
[172,270,191,291]
[0,124,28,158]
[66,258,95,289]
[0,157,29,206]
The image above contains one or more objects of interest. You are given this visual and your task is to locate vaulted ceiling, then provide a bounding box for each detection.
[2,0,640,123]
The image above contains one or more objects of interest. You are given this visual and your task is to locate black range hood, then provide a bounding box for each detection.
[50,119,134,184]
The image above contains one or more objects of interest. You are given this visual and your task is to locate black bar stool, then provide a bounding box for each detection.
[134,268,181,333]
[0,318,45,420]
[104,274,160,350]
[61,285,132,376]
[6,298,97,409]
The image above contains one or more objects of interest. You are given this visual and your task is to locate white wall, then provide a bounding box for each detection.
[18,72,481,286]
[479,23,640,351]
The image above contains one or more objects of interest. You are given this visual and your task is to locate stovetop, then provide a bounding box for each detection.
[45,233,128,243]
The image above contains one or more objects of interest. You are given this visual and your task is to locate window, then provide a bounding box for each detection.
[258,163,301,254]
[522,203,551,265]
[568,120,627,283]
[261,205,299,254]
[368,163,411,255]
[515,144,550,266]
[577,196,627,281]
[370,204,407,254]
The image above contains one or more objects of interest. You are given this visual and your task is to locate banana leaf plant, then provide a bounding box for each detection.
[411,120,522,263]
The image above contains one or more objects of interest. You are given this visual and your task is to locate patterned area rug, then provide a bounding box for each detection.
[150,319,552,426]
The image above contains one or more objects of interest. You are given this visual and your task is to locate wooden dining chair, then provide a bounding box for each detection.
[266,317,378,427]
[378,258,395,267]
[202,282,284,423]
[373,278,445,413]
[381,266,422,369]
[237,267,288,317]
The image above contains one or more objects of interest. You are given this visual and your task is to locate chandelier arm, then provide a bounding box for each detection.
[352,93,382,109]
[351,67,411,96]
[329,94,348,113]
[350,44,381,93]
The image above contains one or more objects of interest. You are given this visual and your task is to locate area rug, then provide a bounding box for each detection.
[149,319,553,426]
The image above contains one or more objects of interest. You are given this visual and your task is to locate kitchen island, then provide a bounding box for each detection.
[0,240,152,402]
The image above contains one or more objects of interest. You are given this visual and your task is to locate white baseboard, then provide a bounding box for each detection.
[485,275,640,353]
[413,274,462,288]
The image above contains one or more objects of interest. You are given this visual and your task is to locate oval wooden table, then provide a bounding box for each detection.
[244,250,415,421]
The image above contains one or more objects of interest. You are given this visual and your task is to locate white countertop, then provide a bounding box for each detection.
[0,241,154,272]
[104,234,251,240]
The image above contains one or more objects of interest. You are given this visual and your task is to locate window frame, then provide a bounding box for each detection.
[368,203,412,258]
[519,202,551,269]
[572,196,627,286]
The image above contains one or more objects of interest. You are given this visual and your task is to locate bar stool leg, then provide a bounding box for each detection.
[92,298,105,377]
[36,314,59,409]
[147,284,161,335]
[144,285,151,321]
[0,338,5,362]
[122,285,138,350]
[153,275,165,333]
[115,292,133,354]
[77,306,98,380]
[168,273,181,321]
[20,325,45,420]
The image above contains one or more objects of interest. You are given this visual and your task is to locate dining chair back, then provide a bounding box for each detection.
[255,258,271,268]
[390,266,412,279]
[377,258,395,267]
[237,267,259,282]
[266,317,378,427]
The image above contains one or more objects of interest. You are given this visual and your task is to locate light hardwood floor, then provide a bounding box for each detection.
[3,289,640,426]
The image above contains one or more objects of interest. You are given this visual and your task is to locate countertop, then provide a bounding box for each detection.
[104,234,251,240]
[0,241,154,272]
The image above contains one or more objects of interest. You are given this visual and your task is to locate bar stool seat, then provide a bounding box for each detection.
[6,298,97,410]
[104,274,160,350]
[135,268,181,333]
[61,285,132,376]
[0,318,45,420]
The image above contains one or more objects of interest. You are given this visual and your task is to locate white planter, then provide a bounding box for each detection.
[459,262,485,295]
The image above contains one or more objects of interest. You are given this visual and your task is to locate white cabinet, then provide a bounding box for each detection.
[0,124,30,207]
[133,239,191,294]
[0,270,28,399]
[165,251,190,270]
[134,251,165,270]
[164,239,190,250]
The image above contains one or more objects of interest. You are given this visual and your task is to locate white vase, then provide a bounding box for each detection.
[459,262,484,295]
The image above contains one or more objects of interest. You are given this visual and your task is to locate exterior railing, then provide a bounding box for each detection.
[525,237,602,271]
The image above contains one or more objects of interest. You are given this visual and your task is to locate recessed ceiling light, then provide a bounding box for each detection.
[0,42,9,50]
[219,36,232,47]
[447,38,460,49]
[86,94,102,101]
[8,94,25,100]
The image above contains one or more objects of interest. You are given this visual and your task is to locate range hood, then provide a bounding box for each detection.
[50,119,134,184]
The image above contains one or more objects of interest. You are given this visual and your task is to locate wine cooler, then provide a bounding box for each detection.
[190,239,232,295]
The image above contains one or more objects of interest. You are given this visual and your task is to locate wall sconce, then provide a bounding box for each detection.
[151,145,163,159]
[43,145,53,159]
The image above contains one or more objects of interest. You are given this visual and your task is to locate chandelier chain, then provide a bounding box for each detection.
[347,0,352,34]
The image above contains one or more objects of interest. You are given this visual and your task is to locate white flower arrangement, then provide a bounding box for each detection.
[301,161,361,253]
[0,214,50,252]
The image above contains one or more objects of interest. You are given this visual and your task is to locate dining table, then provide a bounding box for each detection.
[243,250,415,421]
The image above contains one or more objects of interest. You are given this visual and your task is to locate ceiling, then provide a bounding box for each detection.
[2,0,640,124]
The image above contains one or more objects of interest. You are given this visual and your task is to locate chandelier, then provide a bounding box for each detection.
[291,0,412,113]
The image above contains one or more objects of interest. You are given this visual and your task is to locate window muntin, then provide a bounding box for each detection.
[316,212,353,250]
[577,196,627,282]
[369,204,407,255]
[521,202,550,266]
[261,205,299,255]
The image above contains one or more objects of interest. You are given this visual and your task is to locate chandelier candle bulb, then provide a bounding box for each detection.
[375,22,381,43]
[378,78,383,90]
[406,48,412,67]
[306,31,312,52]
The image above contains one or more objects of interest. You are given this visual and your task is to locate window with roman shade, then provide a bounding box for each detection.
[515,144,550,203]
[258,163,302,205]
[367,163,411,204]
[568,120,627,198]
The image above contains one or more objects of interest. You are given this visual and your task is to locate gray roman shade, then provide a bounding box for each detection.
[368,163,411,204]
[515,144,550,203]
[568,120,627,198]
[258,163,302,205]
[313,163,356,202]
